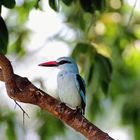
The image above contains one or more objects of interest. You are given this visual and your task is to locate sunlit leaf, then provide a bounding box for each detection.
[0,16,8,54]
[15,1,37,23]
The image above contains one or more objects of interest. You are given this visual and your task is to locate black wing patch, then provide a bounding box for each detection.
[76,74,86,114]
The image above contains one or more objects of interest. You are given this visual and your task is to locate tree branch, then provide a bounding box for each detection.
[0,54,114,140]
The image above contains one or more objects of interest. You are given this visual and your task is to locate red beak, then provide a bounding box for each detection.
[38,61,58,67]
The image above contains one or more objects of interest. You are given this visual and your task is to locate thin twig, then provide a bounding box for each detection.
[14,100,30,125]
[127,0,137,26]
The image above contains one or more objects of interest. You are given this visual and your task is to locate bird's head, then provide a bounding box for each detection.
[39,57,79,73]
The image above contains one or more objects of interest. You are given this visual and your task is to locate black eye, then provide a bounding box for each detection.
[58,60,71,65]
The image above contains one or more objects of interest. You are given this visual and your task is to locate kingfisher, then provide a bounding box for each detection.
[39,57,86,114]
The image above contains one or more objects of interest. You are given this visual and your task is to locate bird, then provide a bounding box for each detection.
[38,57,86,115]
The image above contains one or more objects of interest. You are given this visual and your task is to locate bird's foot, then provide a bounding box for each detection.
[73,106,82,116]
[59,102,66,107]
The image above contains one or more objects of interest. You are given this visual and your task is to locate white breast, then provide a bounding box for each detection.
[57,72,81,108]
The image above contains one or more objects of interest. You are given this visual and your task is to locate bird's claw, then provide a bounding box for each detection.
[59,102,66,107]
[73,106,82,116]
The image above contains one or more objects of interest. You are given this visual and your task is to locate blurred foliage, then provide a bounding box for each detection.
[36,111,65,140]
[0,0,140,140]
[0,109,17,140]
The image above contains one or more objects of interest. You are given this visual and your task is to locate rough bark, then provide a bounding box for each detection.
[0,54,114,140]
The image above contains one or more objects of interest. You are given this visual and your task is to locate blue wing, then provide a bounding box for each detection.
[76,74,86,114]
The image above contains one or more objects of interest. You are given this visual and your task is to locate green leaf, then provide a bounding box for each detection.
[80,0,94,13]
[94,54,112,94]
[71,42,95,60]
[1,0,15,9]
[49,0,58,11]
[62,0,73,6]
[72,42,96,86]
[90,57,102,93]
[0,16,9,54]
[95,54,112,82]
[101,81,109,95]
[80,0,106,13]
[93,0,105,11]
[72,43,112,95]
